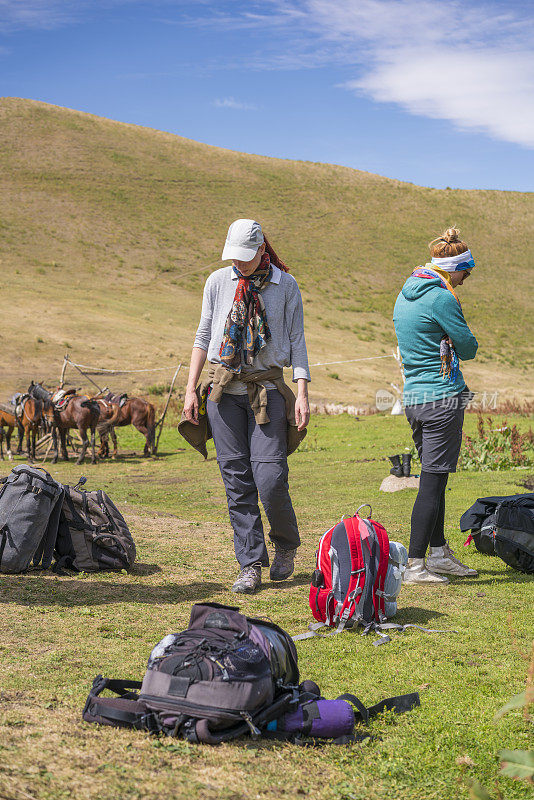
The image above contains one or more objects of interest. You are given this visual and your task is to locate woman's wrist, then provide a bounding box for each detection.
[296,378,309,399]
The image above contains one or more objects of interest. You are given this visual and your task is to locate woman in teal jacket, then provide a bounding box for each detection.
[393,227,478,584]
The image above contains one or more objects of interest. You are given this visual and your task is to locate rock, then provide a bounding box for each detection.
[379,475,420,492]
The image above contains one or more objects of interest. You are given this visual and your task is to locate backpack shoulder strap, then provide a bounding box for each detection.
[83,675,156,731]
[337,691,420,722]
[368,518,389,623]
[33,487,64,570]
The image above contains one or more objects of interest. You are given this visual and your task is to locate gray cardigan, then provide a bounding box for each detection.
[193,265,311,394]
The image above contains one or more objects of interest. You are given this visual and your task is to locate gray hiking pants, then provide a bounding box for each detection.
[207,390,300,569]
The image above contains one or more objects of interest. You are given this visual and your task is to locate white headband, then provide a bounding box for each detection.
[431,249,475,272]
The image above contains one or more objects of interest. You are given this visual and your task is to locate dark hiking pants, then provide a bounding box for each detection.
[207,389,300,569]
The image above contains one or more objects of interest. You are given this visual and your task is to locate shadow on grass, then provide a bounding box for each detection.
[0,577,225,606]
[131,563,163,576]
[463,566,533,585]
[393,606,447,625]
[267,571,310,589]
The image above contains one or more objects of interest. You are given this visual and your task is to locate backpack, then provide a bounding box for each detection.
[55,485,136,572]
[305,505,392,636]
[461,493,534,574]
[0,465,64,573]
[297,506,443,644]
[83,603,420,744]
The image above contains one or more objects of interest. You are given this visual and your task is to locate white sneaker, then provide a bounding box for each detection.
[403,557,450,584]
[426,542,478,577]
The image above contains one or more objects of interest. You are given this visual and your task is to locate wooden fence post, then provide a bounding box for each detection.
[154,363,182,455]
[58,354,68,388]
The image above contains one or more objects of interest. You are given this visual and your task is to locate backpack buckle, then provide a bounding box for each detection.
[240,711,261,738]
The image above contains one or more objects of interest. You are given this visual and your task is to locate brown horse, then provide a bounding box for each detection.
[29,383,100,465]
[16,395,43,462]
[0,409,23,461]
[99,396,156,458]
[95,399,119,458]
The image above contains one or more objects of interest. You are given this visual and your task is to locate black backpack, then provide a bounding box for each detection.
[0,465,64,573]
[461,493,534,574]
[55,484,136,573]
[83,603,419,744]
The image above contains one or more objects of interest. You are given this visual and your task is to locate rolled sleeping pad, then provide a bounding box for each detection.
[267,698,355,739]
[384,541,408,618]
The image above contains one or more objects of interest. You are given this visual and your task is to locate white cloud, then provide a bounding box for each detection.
[213,97,258,110]
[304,0,534,148]
[347,48,534,148]
[205,0,534,149]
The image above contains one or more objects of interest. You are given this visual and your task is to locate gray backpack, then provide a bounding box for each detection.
[55,485,136,572]
[0,465,64,573]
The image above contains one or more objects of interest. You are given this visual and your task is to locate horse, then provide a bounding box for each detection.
[16,394,43,462]
[95,399,119,459]
[28,382,100,465]
[0,408,23,461]
[99,395,156,457]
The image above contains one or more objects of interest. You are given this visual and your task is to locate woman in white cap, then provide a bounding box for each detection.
[183,219,310,594]
[393,227,479,584]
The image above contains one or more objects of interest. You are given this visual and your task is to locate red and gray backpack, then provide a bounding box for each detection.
[296,505,449,644]
[305,505,390,636]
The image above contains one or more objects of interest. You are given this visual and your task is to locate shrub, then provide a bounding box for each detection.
[459,415,534,471]
[146,383,171,396]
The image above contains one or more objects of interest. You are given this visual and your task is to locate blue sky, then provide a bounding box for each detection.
[1,0,533,190]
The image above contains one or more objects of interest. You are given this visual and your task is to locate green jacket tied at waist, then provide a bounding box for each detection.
[178,365,307,459]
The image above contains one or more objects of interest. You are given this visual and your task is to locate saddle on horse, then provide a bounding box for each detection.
[7,393,29,421]
[103,392,128,408]
[52,388,77,412]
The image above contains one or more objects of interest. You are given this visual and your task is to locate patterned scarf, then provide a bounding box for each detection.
[411,264,461,384]
[219,253,272,373]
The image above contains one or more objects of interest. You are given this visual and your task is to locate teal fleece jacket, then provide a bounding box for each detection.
[393,275,478,405]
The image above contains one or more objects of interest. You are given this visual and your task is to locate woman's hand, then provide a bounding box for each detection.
[183,387,199,424]
[295,379,310,431]
[183,348,208,424]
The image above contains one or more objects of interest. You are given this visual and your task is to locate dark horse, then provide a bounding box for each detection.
[99,396,156,458]
[29,382,100,465]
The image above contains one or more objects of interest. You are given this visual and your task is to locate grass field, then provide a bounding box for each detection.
[0,412,532,800]
[0,97,533,405]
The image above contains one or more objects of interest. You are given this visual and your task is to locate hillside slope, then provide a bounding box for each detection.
[0,97,532,404]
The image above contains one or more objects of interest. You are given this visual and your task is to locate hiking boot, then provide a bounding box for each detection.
[402,453,412,477]
[388,454,403,478]
[231,563,262,594]
[403,558,449,584]
[270,547,297,582]
[426,542,478,577]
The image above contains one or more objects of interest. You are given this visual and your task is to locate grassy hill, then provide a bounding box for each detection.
[0,97,532,404]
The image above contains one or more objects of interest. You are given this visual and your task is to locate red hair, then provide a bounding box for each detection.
[264,234,289,272]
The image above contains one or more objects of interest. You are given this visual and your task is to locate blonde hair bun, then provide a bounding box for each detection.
[442,226,461,243]
[429,226,468,258]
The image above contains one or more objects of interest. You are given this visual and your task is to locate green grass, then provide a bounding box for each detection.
[0,97,533,405]
[0,413,532,800]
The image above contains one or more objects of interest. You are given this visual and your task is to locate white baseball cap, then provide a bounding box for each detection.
[221,219,264,262]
